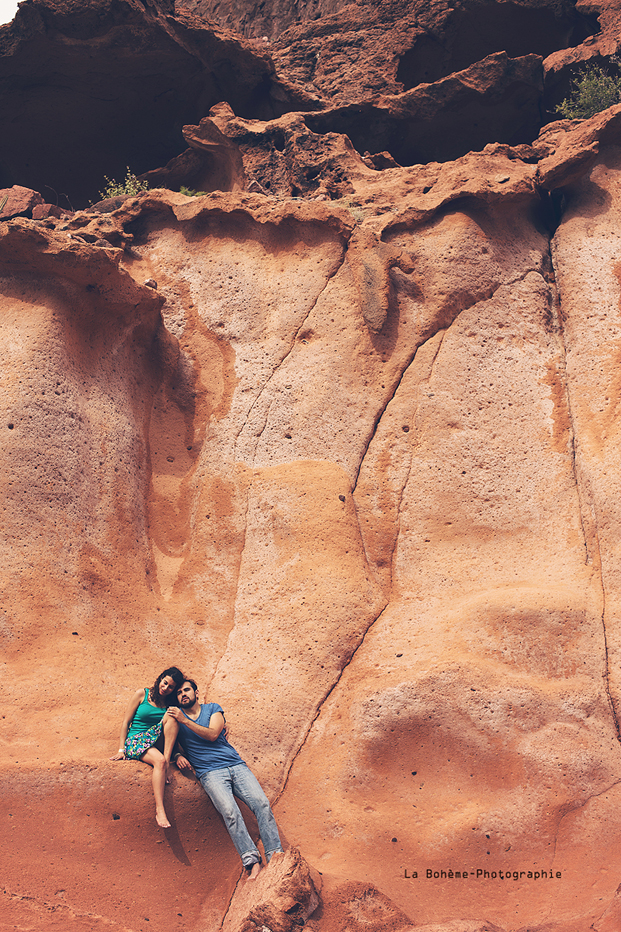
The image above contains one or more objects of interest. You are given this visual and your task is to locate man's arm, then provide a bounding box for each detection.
[166,708,225,742]
[171,736,194,772]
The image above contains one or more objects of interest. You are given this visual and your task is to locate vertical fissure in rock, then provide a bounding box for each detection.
[551,778,621,866]
[547,235,621,743]
[233,239,349,462]
[219,872,244,931]
[213,480,253,676]
[546,251,592,567]
[386,329,447,593]
[351,329,444,496]
[272,599,389,806]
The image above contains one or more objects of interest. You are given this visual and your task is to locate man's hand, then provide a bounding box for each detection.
[176,755,194,772]
[166,707,183,721]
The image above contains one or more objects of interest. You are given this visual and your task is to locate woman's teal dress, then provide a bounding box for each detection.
[124,688,166,759]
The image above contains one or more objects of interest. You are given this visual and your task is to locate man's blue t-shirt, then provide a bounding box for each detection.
[177,702,245,777]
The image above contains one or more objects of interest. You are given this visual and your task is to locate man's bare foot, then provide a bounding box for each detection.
[247,862,262,880]
[156,810,171,829]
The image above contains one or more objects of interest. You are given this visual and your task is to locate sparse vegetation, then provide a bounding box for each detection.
[339,196,372,223]
[555,58,621,120]
[99,168,149,200]
[180,185,207,197]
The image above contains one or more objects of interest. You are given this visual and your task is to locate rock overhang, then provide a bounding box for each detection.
[0,0,313,206]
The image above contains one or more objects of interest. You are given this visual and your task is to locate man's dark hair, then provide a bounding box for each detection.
[181,678,198,693]
[149,667,184,708]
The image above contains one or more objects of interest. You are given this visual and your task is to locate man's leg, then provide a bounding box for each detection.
[230,764,283,862]
[199,767,261,868]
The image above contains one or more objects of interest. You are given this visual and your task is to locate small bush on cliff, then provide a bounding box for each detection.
[556,59,621,120]
[99,168,149,200]
[180,185,207,197]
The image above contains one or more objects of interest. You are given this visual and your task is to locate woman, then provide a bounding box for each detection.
[110,666,184,828]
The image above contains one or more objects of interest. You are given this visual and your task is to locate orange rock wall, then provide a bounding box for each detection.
[4,123,621,932]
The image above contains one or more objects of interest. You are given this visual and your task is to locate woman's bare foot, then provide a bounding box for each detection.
[247,863,262,880]
[156,809,171,829]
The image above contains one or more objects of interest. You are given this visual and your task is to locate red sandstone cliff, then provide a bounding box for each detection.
[4,1,621,931]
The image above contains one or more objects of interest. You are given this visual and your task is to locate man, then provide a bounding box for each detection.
[167,679,283,879]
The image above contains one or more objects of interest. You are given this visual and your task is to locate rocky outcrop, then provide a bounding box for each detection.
[142,102,376,197]
[176,0,349,41]
[0,0,615,208]
[181,0,600,101]
[304,51,544,165]
[0,184,44,218]
[161,53,547,184]
[0,0,314,207]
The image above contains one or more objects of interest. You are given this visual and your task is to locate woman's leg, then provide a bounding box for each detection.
[162,713,179,764]
[141,746,170,828]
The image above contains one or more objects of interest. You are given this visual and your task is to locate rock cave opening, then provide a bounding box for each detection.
[396,0,600,89]
[0,2,297,207]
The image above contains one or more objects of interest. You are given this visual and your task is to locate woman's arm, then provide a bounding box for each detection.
[109,688,144,760]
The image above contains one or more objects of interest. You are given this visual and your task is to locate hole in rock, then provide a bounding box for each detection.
[397,1,600,89]
[271,129,287,152]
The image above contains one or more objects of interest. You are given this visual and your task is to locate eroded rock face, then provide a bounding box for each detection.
[5,0,621,927]
[0,185,44,218]
[221,847,321,931]
[183,0,599,103]
[176,0,349,41]
[4,109,621,932]
[0,0,613,209]
[144,102,376,198]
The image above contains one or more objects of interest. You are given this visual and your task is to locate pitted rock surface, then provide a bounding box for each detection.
[5,1,621,932]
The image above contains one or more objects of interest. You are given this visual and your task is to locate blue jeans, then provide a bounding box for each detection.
[198,763,283,868]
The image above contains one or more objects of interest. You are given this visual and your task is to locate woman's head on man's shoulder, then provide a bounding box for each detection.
[150,666,184,707]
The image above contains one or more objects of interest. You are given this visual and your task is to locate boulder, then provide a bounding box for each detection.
[221,847,321,932]
[0,184,44,219]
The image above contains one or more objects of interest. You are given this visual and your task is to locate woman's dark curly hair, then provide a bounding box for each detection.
[149,667,184,708]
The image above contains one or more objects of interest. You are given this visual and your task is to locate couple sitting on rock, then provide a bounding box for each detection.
[110,667,282,880]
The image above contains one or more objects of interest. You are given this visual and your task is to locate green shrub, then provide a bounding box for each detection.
[99,168,149,200]
[180,185,207,197]
[556,59,621,120]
